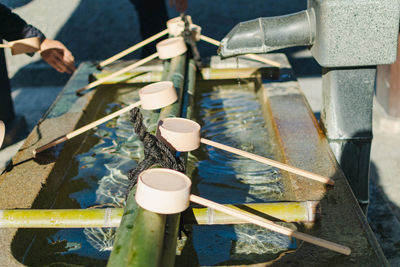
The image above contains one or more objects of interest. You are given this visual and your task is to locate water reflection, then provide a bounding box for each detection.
[19,81,295,265]
[193,84,283,203]
[180,81,294,265]
[19,87,152,264]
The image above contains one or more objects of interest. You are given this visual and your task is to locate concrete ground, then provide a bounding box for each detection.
[1,0,399,265]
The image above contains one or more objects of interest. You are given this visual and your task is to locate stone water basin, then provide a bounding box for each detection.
[0,54,388,266]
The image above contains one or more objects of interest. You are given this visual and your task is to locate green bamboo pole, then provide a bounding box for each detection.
[92,71,163,84]
[0,208,123,228]
[92,66,268,83]
[159,57,193,267]
[107,190,166,267]
[158,54,187,120]
[184,201,318,224]
[108,54,187,267]
[0,201,318,228]
[200,67,261,79]
[145,61,171,134]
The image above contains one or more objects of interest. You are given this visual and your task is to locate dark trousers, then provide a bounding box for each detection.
[0,48,15,124]
[129,0,169,57]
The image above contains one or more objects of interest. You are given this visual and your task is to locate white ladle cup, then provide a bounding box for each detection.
[166,16,201,42]
[166,16,193,36]
[156,117,334,185]
[135,168,350,255]
[97,16,197,69]
[34,81,177,156]
[136,168,191,214]
[0,37,41,55]
[76,37,187,95]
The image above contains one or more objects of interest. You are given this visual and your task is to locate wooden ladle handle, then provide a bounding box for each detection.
[34,101,141,156]
[76,53,159,95]
[200,138,334,185]
[97,29,168,69]
[190,195,350,255]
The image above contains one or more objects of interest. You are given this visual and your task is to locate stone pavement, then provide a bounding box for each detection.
[0,0,399,265]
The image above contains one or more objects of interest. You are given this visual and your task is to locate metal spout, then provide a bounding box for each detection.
[219,9,315,58]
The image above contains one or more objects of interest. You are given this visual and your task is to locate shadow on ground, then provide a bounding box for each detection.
[1,0,32,9]
[368,162,400,265]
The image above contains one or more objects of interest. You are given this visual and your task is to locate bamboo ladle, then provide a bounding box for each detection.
[96,16,191,69]
[0,37,40,55]
[135,168,350,255]
[0,121,5,149]
[98,16,280,70]
[76,37,187,95]
[33,81,177,156]
[166,16,202,41]
[156,117,334,185]
[165,16,281,68]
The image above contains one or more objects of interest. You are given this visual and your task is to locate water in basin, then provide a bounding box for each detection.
[176,80,296,266]
[14,78,296,266]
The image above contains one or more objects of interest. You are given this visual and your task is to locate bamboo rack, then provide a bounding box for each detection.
[185,201,318,224]
[92,71,163,84]
[0,202,317,228]
[0,208,123,228]
[91,68,266,83]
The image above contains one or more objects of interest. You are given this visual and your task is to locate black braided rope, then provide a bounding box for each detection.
[126,107,186,197]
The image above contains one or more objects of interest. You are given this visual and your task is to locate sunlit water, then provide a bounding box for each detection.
[18,87,153,266]
[177,82,295,266]
[18,81,295,266]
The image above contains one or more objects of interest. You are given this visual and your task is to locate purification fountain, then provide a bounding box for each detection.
[0,9,394,266]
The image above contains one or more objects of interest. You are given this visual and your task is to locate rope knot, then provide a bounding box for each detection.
[126,108,185,197]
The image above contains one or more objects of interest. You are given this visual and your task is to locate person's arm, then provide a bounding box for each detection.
[169,0,187,12]
[0,3,75,74]
[0,3,45,42]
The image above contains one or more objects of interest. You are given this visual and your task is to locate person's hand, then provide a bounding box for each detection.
[40,39,76,74]
[169,0,187,13]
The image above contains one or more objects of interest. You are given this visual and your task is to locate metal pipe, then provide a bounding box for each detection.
[219,10,315,58]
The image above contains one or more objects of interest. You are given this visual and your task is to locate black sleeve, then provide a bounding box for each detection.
[0,3,46,42]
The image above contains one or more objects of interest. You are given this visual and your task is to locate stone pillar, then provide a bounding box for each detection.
[321,67,376,212]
